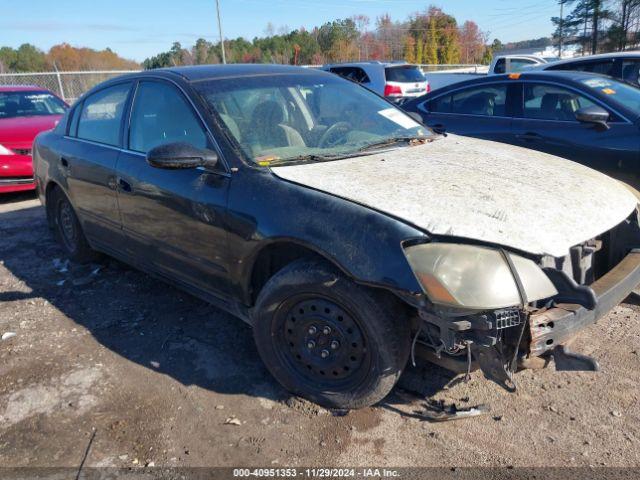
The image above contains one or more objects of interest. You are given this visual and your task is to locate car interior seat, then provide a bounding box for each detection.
[458,93,493,115]
[249,100,305,150]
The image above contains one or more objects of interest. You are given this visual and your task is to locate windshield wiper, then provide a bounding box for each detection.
[358,136,429,152]
[267,153,351,166]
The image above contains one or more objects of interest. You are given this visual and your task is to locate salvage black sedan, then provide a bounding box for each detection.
[34,65,640,409]
[402,71,640,173]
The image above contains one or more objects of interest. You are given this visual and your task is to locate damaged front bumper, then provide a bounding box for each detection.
[529,249,640,356]
[413,249,640,390]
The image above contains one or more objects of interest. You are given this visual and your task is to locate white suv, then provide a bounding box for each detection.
[322,62,430,102]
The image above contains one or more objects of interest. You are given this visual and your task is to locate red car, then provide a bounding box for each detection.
[0,86,67,193]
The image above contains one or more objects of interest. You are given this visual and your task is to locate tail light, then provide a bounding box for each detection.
[384,84,402,97]
[426,83,431,94]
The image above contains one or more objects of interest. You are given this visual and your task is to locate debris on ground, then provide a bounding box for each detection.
[1,332,17,341]
[224,417,242,426]
[416,399,489,422]
[52,258,69,273]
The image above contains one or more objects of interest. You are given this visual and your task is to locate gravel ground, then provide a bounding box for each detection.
[1,191,639,474]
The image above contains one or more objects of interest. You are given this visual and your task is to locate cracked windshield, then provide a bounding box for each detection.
[196,74,433,165]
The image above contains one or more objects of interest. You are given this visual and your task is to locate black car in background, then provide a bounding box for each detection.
[402,71,640,172]
[540,51,640,87]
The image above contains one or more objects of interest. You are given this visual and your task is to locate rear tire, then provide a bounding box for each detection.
[50,188,100,263]
[252,259,410,409]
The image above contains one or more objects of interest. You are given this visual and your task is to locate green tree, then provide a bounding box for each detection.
[0,46,17,72]
[424,18,439,64]
[10,44,47,71]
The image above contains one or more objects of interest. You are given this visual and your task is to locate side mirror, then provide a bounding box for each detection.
[575,105,610,130]
[146,142,218,170]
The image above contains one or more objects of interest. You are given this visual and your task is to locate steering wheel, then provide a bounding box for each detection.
[318,122,352,148]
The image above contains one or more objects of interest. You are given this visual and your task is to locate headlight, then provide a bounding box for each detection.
[404,243,558,310]
[0,144,14,155]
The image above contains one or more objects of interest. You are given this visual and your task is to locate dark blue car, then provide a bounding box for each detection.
[402,71,640,173]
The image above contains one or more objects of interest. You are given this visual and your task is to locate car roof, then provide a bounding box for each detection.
[0,85,52,92]
[423,70,613,92]
[494,54,546,61]
[323,61,412,69]
[543,51,640,68]
[141,64,329,82]
[75,64,338,105]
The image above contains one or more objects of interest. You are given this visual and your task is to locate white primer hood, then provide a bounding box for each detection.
[272,135,637,258]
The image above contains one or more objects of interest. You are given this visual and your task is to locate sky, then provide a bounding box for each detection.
[0,0,561,62]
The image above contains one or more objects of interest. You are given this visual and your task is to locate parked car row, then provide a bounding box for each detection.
[30,64,640,410]
[535,51,640,87]
[322,61,430,102]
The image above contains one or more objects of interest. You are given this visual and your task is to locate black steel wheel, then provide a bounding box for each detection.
[253,259,410,409]
[51,188,99,263]
[57,198,79,253]
[277,296,370,388]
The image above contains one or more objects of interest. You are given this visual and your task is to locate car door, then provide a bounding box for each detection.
[61,81,132,244]
[115,79,232,297]
[510,81,639,171]
[416,82,513,143]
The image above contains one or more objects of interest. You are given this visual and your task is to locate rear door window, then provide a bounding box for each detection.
[384,66,425,83]
[621,60,640,86]
[76,83,131,146]
[549,59,615,76]
[428,94,453,113]
[451,84,508,116]
[329,67,371,84]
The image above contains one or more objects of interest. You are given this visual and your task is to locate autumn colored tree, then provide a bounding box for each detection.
[459,21,487,64]
[47,43,139,70]
[404,36,417,63]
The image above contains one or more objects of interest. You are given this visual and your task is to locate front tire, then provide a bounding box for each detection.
[252,259,410,409]
[51,188,99,263]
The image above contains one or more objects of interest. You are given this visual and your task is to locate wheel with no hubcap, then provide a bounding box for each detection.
[51,188,100,263]
[253,259,410,409]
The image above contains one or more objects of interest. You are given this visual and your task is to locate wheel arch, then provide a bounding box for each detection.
[245,238,356,306]
[44,180,62,229]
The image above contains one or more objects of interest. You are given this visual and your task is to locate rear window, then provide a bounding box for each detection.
[385,66,425,83]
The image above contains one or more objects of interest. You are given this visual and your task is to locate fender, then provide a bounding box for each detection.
[225,167,426,303]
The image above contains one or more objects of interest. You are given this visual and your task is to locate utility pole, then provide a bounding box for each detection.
[216,0,227,64]
[558,1,564,58]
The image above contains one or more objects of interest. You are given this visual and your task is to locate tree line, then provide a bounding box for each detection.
[0,43,139,73]
[553,0,640,54]
[6,2,640,74]
[143,6,494,69]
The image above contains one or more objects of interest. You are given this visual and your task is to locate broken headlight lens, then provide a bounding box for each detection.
[404,243,558,310]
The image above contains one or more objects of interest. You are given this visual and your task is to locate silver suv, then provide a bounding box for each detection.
[322,62,430,102]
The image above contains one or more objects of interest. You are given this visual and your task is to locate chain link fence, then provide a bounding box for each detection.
[0,70,139,104]
[0,64,487,104]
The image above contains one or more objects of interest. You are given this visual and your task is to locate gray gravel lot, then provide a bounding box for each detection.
[0,191,639,472]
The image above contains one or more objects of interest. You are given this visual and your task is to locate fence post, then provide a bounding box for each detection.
[53,63,66,102]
